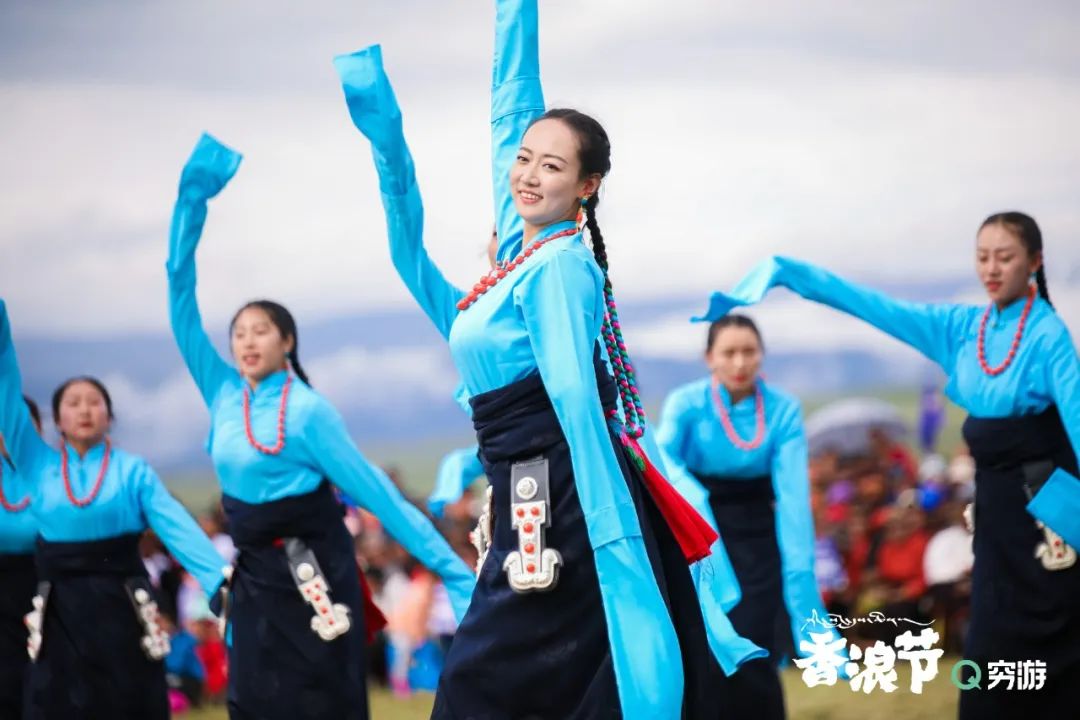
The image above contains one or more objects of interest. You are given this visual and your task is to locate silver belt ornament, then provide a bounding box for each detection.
[1023,460,1077,571]
[504,457,561,592]
[470,486,494,573]
[283,537,351,641]
[24,581,49,661]
[125,579,171,661]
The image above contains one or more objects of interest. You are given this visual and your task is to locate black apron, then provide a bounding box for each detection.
[432,350,719,719]
[222,481,369,720]
[0,552,36,719]
[959,406,1080,718]
[27,533,168,720]
[695,473,787,720]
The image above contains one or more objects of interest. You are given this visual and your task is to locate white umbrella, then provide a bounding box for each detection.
[805,397,909,457]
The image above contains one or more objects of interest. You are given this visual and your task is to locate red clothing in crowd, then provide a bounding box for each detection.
[876,530,930,600]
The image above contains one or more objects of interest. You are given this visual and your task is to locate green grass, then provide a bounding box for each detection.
[183,660,961,719]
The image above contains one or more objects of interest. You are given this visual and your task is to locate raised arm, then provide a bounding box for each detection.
[334,45,463,339]
[167,134,242,407]
[1027,329,1080,548]
[301,399,475,621]
[694,256,966,369]
[428,446,484,518]
[770,400,844,656]
[0,300,51,476]
[491,0,546,258]
[516,251,682,717]
[137,462,227,597]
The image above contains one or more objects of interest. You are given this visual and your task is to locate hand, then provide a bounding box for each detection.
[179,133,243,199]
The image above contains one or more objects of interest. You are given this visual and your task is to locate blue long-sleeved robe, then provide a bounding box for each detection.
[0,455,36,555]
[657,377,843,656]
[0,300,226,596]
[333,3,763,713]
[694,255,1080,547]
[165,135,476,621]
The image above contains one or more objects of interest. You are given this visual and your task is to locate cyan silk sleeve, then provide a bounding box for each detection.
[137,462,226,597]
[0,300,51,476]
[655,390,742,612]
[771,400,843,655]
[1027,331,1080,546]
[300,398,476,622]
[491,0,545,257]
[694,256,964,369]
[167,134,243,407]
[428,446,484,518]
[335,45,464,340]
[515,250,683,718]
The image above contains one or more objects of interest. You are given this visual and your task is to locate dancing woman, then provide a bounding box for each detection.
[658,315,840,719]
[166,134,476,720]
[0,301,227,719]
[334,1,762,716]
[695,211,1079,716]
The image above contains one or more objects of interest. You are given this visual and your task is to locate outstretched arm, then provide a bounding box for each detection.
[694,256,965,369]
[335,45,464,339]
[166,133,242,407]
[0,300,51,476]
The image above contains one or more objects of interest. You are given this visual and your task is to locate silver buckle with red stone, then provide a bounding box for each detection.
[283,538,351,641]
[504,457,562,592]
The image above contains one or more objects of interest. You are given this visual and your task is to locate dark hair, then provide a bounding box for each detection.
[531,109,652,435]
[23,396,41,430]
[51,376,114,427]
[706,315,765,354]
[980,211,1051,307]
[229,300,311,385]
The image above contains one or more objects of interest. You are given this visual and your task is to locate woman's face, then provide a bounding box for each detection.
[57,381,111,447]
[230,306,293,383]
[510,118,599,229]
[976,222,1039,306]
[706,326,763,396]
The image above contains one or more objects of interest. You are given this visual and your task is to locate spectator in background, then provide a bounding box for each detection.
[923,494,974,653]
[161,610,205,711]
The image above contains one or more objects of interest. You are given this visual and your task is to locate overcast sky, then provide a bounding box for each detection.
[2,0,1078,343]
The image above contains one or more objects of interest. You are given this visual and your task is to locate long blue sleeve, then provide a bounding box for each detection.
[300,398,475,622]
[1027,333,1080,546]
[655,389,742,610]
[491,0,545,261]
[428,446,484,518]
[137,462,226,596]
[694,256,966,369]
[515,248,682,718]
[335,45,464,340]
[0,300,52,478]
[167,134,243,408]
[770,401,843,655]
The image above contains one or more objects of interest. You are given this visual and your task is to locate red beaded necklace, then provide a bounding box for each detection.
[977,285,1035,377]
[61,437,111,508]
[243,374,293,455]
[0,459,30,513]
[711,381,766,451]
[456,228,578,311]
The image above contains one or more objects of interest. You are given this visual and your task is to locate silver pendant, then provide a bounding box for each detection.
[1035,521,1077,571]
[503,458,561,592]
[469,486,494,574]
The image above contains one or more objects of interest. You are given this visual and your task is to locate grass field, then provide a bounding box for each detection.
[183,660,961,719]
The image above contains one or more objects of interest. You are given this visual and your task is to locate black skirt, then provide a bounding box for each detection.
[26,533,168,720]
[432,351,719,720]
[0,552,36,719]
[959,406,1080,718]
[222,481,368,720]
[696,474,787,720]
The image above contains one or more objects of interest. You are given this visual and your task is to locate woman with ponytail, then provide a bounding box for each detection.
[335,1,763,717]
[166,135,475,720]
[0,303,227,719]
[695,211,1080,717]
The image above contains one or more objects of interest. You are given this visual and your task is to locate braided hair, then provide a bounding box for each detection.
[229,300,312,385]
[980,211,1052,308]
[532,108,647,437]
